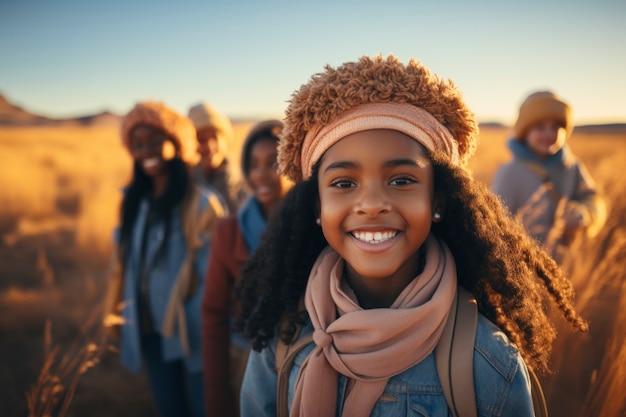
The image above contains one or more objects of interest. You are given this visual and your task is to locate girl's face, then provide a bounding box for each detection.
[196,126,226,173]
[317,129,440,293]
[525,119,567,159]
[130,125,174,177]
[247,138,290,215]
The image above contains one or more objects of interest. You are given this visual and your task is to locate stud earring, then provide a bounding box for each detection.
[433,212,441,220]
[315,218,321,225]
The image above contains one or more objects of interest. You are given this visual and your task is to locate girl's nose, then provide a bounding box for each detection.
[354,183,391,218]
[131,146,149,160]
[259,163,280,179]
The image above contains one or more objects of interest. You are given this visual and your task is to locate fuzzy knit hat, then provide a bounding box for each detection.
[278,54,479,183]
[514,91,572,140]
[121,100,198,164]
[240,119,283,178]
[188,102,235,156]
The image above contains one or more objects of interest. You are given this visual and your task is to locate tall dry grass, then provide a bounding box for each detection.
[0,125,130,257]
[539,142,626,417]
[26,316,114,417]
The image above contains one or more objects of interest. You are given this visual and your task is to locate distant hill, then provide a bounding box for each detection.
[72,111,121,127]
[476,121,626,133]
[573,123,626,132]
[0,93,121,127]
[478,122,508,129]
[0,94,56,126]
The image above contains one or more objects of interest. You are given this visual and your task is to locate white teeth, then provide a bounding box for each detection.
[352,230,397,244]
[143,158,160,169]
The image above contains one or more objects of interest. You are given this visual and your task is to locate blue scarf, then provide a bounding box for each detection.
[236,197,267,254]
[507,138,570,168]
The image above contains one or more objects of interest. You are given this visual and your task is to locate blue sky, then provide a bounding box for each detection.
[1,0,625,125]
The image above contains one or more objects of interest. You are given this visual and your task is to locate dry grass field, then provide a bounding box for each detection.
[0,122,624,416]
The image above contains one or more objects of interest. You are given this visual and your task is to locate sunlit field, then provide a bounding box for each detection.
[0,122,624,416]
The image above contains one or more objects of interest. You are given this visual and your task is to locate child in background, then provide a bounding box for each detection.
[113,101,225,417]
[201,120,291,417]
[188,102,247,214]
[492,91,606,262]
[234,55,588,416]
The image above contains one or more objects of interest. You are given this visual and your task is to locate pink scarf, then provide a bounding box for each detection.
[290,235,457,417]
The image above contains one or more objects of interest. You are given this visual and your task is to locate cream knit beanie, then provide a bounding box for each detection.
[188,102,234,156]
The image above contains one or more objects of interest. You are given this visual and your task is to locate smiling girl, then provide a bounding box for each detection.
[201,120,291,417]
[115,101,225,417]
[234,56,588,417]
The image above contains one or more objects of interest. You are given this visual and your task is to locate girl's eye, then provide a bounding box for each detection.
[330,179,354,189]
[389,176,416,186]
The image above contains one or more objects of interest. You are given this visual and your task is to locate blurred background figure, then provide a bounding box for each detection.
[492,91,607,262]
[188,102,247,214]
[201,120,292,417]
[110,101,225,417]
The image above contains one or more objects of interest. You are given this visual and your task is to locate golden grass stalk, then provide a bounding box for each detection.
[25,308,121,417]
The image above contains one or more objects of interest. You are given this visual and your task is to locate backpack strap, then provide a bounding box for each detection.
[435,287,478,417]
[276,297,312,417]
[437,287,549,417]
[276,330,313,417]
[530,368,549,417]
[161,186,225,354]
[181,186,227,296]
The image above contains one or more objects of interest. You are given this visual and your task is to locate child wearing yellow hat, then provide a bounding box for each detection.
[492,91,606,261]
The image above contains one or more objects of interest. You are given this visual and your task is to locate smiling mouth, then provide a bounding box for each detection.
[351,230,398,244]
[143,157,160,169]
[256,185,274,193]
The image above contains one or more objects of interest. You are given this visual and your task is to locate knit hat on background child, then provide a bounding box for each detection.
[121,100,198,164]
[514,91,573,141]
[188,102,235,158]
[278,54,479,183]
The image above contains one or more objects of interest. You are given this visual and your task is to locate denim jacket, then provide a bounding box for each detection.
[240,314,534,417]
[118,191,217,374]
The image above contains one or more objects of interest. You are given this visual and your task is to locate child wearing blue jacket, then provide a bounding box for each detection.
[492,91,606,262]
[113,101,225,417]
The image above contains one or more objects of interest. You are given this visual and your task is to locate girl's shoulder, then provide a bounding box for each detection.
[396,314,530,413]
[495,158,533,177]
[215,213,239,228]
[212,215,240,240]
[180,185,228,241]
[473,315,534,414]
[474,314,526,382]
[192,185,228,217]
[493,159,546,193]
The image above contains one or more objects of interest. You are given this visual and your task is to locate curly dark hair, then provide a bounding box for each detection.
[234,153,588,374]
